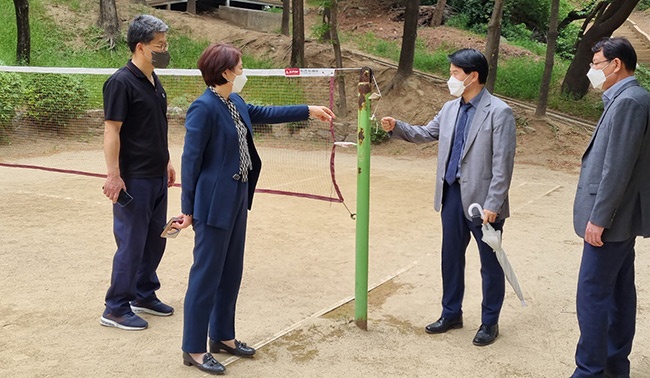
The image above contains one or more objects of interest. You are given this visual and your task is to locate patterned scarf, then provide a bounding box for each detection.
[210,87,252,182]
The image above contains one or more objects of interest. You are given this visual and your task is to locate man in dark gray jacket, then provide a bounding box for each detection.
[572,37,650,378]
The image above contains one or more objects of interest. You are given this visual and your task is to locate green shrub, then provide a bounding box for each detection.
[502,22,534,42]
[634,65,650,93]
[264,6,283,13]
[504,0,551,35]
[556,23,581,60]
[494,58,547,100]
[311,21,331,42]
[168,93,194,111]
[23,73,89,132]
[414,44,455,73]
[447,0,491,28]
[638,0,650,11]
[0,67,24,133]
[445,13,471,29]
[370,119,389,144]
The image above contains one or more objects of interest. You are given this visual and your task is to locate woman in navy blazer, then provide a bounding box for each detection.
[174,43,334,375]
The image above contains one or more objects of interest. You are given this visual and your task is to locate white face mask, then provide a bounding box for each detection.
[229,72,248,93]
[586,62,611,90]
[447,75,470,97]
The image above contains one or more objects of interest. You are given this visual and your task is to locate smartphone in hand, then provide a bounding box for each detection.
[117,189,133,207]
[161,217,182,238]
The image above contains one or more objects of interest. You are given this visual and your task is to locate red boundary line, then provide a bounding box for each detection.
[0,162,344,203]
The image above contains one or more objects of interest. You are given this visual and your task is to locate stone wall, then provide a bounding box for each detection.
[218,6,281,34]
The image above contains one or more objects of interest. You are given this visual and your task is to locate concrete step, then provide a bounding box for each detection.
[613,20,650,65]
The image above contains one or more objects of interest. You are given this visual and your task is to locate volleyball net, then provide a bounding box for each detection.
[0,66,362,203]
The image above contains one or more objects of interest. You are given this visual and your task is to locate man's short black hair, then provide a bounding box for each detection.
[448,48,489,84]
[592,37,637,72]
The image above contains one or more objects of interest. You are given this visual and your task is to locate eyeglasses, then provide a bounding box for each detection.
[148,43,169,52]
[589,60,610,69]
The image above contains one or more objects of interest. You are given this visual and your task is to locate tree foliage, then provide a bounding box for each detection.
[448,0,552,37]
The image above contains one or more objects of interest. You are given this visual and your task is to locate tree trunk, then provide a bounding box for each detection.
[99,0,120,50]
[484,0,505,93]
[13,0,30,65]
[389,0,419,91]
[561,0,640,99]
[536,0,560,117]
[430,0,446,27]
[282,0,290,36]
[290,0,305,67]
[322,6,331,42]
[329,0,347,116]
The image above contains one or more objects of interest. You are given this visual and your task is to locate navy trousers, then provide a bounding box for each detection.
[105,176,168,316]
[440,181,505,325]
[572,238,636,378]
[182,181,248,353]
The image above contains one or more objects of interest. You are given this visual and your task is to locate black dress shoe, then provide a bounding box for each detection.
[425,316,463,334]
[210,339,256,358]
[472,324,498,346]
[182,352,226,375]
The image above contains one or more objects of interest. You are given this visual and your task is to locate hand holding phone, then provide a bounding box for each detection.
[117,189,133,207]
[161,217,182,238]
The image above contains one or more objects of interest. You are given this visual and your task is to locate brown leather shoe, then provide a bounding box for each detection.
[425,316,463,334]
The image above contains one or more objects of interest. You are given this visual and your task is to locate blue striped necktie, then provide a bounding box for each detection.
[445,102,472,184]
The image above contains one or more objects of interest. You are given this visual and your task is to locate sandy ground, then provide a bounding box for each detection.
[1,135,650,378]
[1,2,650,377]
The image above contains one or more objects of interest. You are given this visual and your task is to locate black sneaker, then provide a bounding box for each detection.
[130,299,174,316]
[100,311,148,331]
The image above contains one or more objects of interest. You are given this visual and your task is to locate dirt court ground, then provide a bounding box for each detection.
[1,133,650,378]
[1,2,650,376]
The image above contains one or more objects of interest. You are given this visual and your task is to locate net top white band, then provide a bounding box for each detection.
[0,66,356,77]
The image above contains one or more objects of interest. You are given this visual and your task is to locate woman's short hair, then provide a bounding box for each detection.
[197,43,242,87]
[448,48,489,84]
[126,14,169,53]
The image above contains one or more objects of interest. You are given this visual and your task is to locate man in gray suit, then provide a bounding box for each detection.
[572,37,650,378]
[381,48,516,346]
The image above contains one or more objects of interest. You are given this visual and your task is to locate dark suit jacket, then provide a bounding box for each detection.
[181,89,309,229]
[573,78,650,241]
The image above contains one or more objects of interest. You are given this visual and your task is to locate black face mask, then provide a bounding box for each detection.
[150,50,170,69]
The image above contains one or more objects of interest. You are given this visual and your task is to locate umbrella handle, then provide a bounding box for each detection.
[468,203,483,219]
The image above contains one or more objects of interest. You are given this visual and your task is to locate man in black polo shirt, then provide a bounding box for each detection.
[100,14,176,331]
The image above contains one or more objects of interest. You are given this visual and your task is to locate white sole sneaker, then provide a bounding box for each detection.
[130,305,173,317]
[99,315,147,331]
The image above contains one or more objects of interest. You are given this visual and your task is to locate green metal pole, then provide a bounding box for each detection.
[355,67,373,330]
